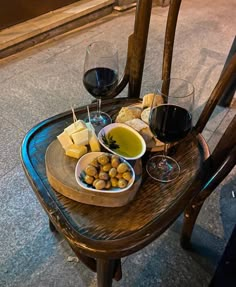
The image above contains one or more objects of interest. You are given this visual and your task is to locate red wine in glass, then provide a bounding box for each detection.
[146,78,194,182]
[149,104,192,143]
[83,41,119,133]
[83,67,118,99]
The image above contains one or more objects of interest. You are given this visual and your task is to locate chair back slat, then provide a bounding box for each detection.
[128,0,153,98]
[195,53,236,133]
[211,115,236,167]
[162,0,182,81]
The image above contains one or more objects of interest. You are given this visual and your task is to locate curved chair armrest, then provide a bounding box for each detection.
[181,116,236,248]
[199,145,236,203]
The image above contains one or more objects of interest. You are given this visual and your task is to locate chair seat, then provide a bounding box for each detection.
[21,98,209,259]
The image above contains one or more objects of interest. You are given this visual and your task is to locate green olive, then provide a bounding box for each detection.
[90,158,99,168]
[118,178,128,189]
[84,175,94,185]
[97,154,110,165]
[112,155,120,161]
[105,180,112,189]
[94,173,99,179]
[102,163,112,172]
[117,163,129,174]
[85,165,98,177]
[122,171,132,181]
[116,173,123,179]
[111,177,118,187]
[99,171,109,180]
[92,179,100,187]
[109,167,117,178]
[111,157,120,168]
[95,179,106,190]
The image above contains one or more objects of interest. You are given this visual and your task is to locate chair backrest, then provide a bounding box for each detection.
[111,0,236,179]
[113,0,236,174]
[109,0,182,99]
[125,0,236,197]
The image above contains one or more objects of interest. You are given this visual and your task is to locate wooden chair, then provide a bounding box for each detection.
[20,1,236,286]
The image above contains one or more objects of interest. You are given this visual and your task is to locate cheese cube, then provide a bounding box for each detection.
[71,129,89,146]
[57,131,73,150]
[89,132,101,152]
[65,145,87,159]
[64,120,87,137]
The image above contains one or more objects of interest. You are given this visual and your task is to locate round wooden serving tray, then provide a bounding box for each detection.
[45,140,142,207]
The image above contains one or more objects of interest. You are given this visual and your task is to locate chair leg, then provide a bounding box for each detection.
[180,200,204,249]
[113,259,122,281]
[97,258,116,287]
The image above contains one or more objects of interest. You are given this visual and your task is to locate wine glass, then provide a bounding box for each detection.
[83,41,119,132]
[146,78,194,182]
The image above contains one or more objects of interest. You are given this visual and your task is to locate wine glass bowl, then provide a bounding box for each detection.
[146,78,194,182]
[83,67,118,98]
[83,41,119,132]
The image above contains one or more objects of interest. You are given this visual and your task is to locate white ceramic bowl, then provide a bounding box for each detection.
[75,152,135,194]
[97,123,146,160]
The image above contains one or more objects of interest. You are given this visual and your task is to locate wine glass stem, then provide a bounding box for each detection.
[163,143,169,159]
[97,99,102,117]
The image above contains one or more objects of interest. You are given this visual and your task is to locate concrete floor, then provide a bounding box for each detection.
[0,0,235,286]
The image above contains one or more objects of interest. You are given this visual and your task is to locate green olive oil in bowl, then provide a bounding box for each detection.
[98,123,146,160]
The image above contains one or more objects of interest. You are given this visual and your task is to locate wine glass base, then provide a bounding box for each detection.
[84,111,112,134]
[146,155,180,182]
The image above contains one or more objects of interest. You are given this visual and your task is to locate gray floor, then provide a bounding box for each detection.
[0,0,235,286]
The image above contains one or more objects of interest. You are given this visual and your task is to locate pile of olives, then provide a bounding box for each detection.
[82,153,133,190]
